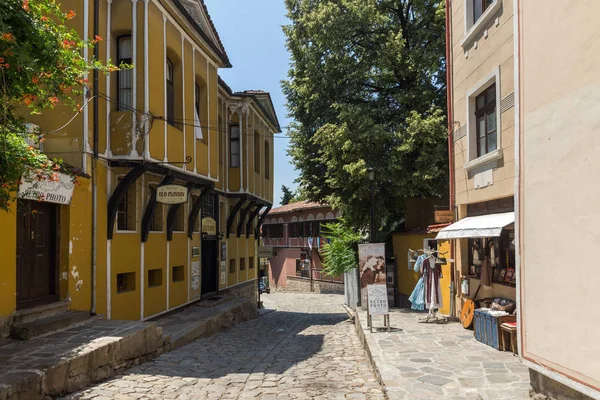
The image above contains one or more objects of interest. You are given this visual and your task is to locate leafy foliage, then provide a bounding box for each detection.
[0,0,115,211]
[282,0,448,234]
[320,219,363,276]
[280,185,295,205]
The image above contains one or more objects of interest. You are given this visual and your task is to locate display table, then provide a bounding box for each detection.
[474,309,516,350]
[500,321,518,354]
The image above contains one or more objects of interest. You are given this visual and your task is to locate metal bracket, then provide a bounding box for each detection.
[236,200,256,238]
[226,197,246,238]
[141,175,174,243]
[254,205,272,239]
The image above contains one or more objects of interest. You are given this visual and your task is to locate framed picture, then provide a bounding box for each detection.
[499,269,506,281]
[505,268,514,283]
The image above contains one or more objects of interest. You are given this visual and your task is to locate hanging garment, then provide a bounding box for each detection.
[422,258,443,310]
[408,254,426,310]
[480,257,492,287]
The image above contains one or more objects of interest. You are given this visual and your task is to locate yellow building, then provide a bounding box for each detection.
[0,0,279,328]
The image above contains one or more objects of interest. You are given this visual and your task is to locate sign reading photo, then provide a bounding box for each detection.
[156,184,188,204]
[18,171,75,205]
[358,243,386,309]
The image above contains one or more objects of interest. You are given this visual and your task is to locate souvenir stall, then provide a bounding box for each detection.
[408,248,448,324]
[434,211,518,353]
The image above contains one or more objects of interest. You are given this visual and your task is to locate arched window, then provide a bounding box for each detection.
[166,58,175,125]
[117,35,132,111]
[264,140,270,179]
[230,125,240,167]
[254,131,260,172]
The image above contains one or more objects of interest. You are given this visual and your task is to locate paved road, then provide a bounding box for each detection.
[64,293,385,400]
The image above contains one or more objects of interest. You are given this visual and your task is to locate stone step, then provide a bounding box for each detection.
[12,300,69,325]
[10,311,90,340]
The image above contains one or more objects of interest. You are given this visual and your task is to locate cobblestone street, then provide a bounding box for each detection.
[63,293,384,400]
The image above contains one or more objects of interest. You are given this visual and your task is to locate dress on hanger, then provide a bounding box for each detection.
[422,257,443,310]
[409,256,426,310]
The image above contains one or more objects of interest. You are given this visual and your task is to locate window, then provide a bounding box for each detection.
[218,116,223,165]
[166,58,175,126]
[473,0,494,24]
[191,194,200,233]
[117,36,132,111]
[289,222,304,238]
[230,125,240,167]
[117,272,136,293]
[264,140,270,179]
[229,259,236,273]
[148,269,163,288]
[148,184,163,232]
[475,84,497,158]
[117,176,136,231]
[194,83,204,140]
[173,203,185,232]
[172,265,184,282]
[263,224,283,239]
[254,131,260,172]
[467,231,515,286]
[304,221,320,237]
[240,258,246,271]
[249,256,254,269]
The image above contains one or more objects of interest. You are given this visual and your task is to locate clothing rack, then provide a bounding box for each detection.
[409,248,448,324]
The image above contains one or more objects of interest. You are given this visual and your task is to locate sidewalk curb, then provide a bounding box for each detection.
[352,307,390,400]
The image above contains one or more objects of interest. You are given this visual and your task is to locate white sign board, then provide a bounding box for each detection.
[191,276,200,290]
[220,261,226,285]
[258,246,273,258]
[191,261,200,277]
[156,184,188,204]
[367,284,389,316]
[18,171,75,205]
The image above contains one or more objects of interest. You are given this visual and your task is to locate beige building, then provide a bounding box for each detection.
[517,1,600,398]
[439,0,517,315]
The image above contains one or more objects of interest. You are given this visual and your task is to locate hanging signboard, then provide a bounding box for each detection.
[367,284,389,315]
[358,243,386,309]
[202,217,217,235]
[156,184,188,204]
[434,210,455,223]
[258,246,273,258]
[18,171,75,205]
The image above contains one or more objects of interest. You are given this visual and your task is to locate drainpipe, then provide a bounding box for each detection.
[91,0,100,315]
[445,0,456,318]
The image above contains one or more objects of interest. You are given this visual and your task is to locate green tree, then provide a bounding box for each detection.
[280,184,295,205]
[282,0,448,233]
[0,0,115,211]
[320,219,362,276]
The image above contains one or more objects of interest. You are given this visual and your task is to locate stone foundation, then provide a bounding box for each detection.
[276,276,344,294]
[220,279,258,305]
[529,369,596,400]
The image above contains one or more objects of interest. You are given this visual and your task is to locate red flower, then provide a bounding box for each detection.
[92,35,103,44]
[66,10,76,20]
[22,0,30,12]
[0,33,14,42]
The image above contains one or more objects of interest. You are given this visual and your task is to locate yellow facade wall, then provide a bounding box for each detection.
[144,234,167,318]
[392,233,451,316]
[0,202,17,318]
[169,234,188,308]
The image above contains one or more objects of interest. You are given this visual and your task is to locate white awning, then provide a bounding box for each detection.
[435,212,514,240]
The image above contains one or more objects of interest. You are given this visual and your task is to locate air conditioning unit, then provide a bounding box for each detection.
[23,123,42,151]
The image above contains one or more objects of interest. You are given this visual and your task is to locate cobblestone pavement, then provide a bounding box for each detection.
[63,293,384,400]
[356,308,531,400]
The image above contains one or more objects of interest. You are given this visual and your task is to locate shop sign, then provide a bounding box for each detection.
[358,243,386,310]
[220,261,226,285]
[18,171,75,205]
[258,246,273,258]
[367,284,389,316]
[202,217,217,235]
[191,246,200,257]
[434,210,455,223]
[156,184,188,204]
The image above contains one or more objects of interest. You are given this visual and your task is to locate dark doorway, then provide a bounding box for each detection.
[16,200,59,309]
[201,240,218,295]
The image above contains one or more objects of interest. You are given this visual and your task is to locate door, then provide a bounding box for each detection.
[16,200,59,309]
[201,240,218,295]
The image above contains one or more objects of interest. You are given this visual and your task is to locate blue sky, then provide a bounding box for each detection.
[204,0,298,207]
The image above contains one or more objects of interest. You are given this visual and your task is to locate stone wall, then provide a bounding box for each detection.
[221,279,258,305]
[529,369,595,400]
[276,276,344,294]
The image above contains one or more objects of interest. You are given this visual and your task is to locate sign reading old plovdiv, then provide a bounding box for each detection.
[156,184,188,204]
